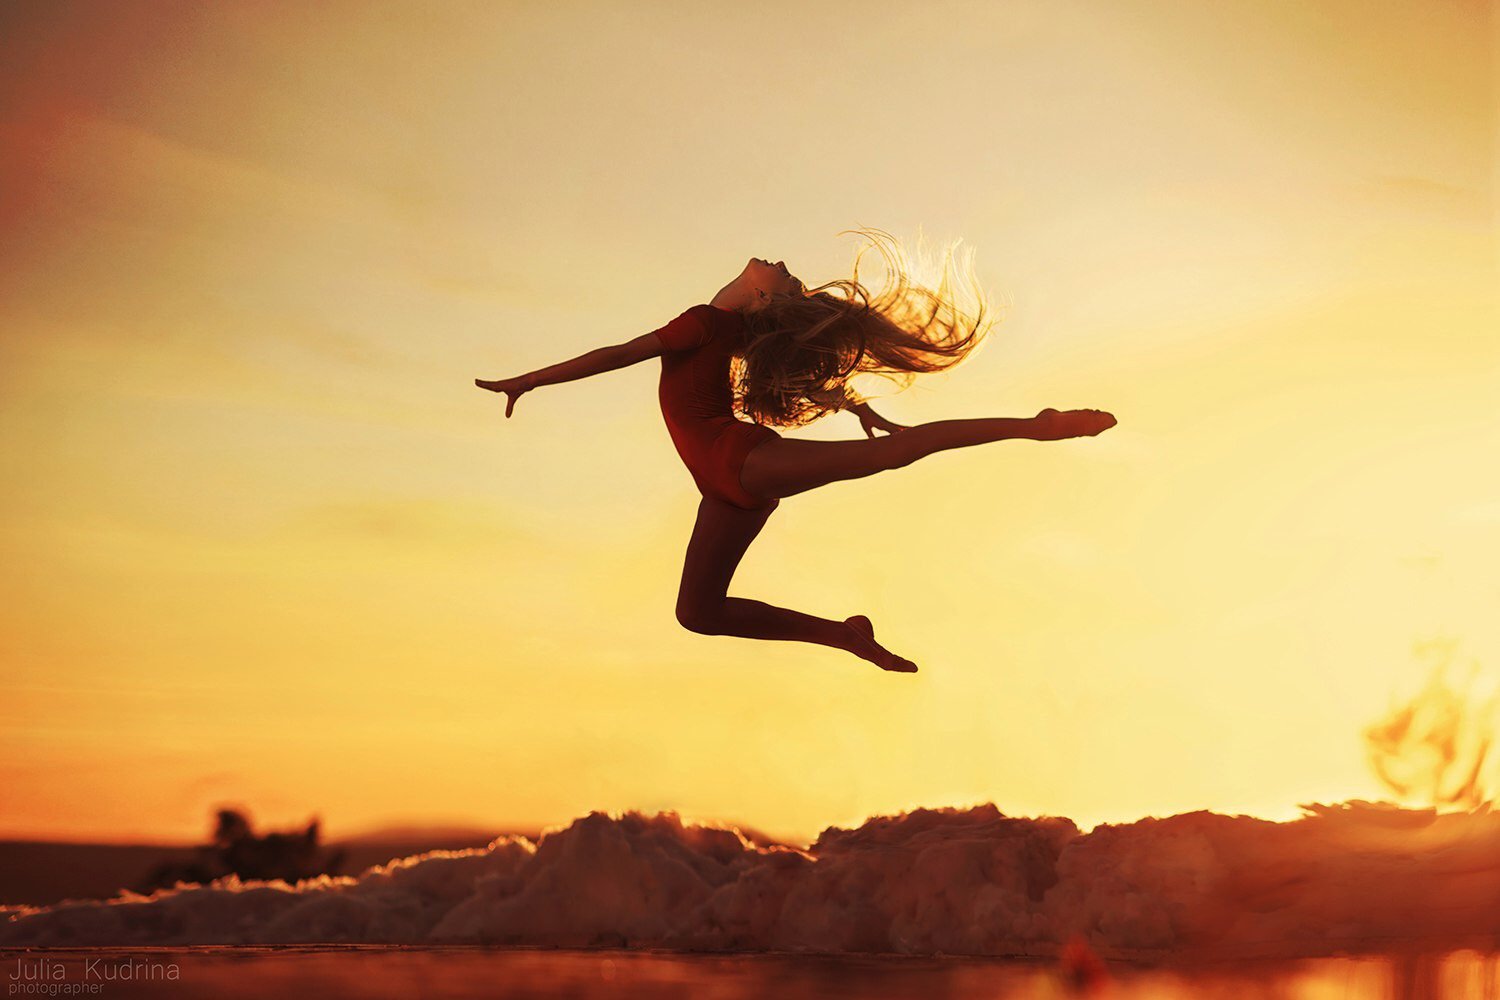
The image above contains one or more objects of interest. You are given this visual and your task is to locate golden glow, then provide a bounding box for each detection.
[0,0,1495,844]
[1364,640,1498,809]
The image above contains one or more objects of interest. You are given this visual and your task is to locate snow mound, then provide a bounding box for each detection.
[4,802,1497,959]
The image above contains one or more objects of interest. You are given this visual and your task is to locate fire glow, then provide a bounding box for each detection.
[1365,640,1497,812]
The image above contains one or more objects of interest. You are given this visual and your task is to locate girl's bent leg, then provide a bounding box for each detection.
[676,496,917,672]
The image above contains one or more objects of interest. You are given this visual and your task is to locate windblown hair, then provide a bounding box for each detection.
[734,227,997,427]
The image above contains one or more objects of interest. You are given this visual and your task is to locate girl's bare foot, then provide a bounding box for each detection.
[1034,408,1116,440]
[843,615,918,674]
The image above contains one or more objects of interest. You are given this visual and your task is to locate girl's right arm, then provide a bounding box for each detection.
[848,400,909,437]
[475,332,666,418]
[838,389,908,437]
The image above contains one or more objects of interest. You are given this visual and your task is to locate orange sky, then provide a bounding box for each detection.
[1,0,1495,844]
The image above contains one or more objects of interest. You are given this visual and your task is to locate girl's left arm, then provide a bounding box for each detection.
[475,333,665,418]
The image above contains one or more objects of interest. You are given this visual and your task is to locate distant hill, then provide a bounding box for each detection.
[0,827,512,908]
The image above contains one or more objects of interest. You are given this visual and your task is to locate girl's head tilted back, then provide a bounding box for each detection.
[738,257,805,303]
[733,227,994,428]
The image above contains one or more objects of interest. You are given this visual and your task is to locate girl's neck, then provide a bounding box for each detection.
[709,276,754,314]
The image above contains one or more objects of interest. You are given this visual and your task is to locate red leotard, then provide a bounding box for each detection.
[652,303,781,510]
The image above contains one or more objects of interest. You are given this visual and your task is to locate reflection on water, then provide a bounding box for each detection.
[1,947,1495,1000]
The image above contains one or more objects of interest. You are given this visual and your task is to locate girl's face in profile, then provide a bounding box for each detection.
[746,257,804,296]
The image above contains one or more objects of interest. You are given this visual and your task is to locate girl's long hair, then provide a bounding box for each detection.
[735,227,997,427]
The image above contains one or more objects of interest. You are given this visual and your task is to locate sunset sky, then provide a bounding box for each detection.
[1,0,1495,844]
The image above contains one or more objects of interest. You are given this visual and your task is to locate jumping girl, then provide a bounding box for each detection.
[476,228,1115,674]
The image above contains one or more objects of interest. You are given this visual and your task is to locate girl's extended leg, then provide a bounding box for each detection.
[740,408,1114,500]
[675,495,918,673]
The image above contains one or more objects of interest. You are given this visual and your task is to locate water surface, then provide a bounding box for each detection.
[2,946,1494,999]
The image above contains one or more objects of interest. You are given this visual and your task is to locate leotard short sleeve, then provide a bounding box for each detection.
[651,306,714,352]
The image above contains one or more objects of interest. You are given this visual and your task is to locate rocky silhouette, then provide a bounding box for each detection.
[137,809,345,892]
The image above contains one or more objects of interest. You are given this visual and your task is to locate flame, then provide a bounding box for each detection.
[1364,639,1498,810]
[1057,934,1112,996]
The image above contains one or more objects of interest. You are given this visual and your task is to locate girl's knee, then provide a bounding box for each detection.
[675,600,723,635]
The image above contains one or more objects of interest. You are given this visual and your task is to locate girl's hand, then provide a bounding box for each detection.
[475,375,533,418]
[855,404,909,438]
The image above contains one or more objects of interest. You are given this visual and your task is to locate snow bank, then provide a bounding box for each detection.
[4,802,1497,959]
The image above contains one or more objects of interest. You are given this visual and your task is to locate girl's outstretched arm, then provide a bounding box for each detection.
[475,332,665,418]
